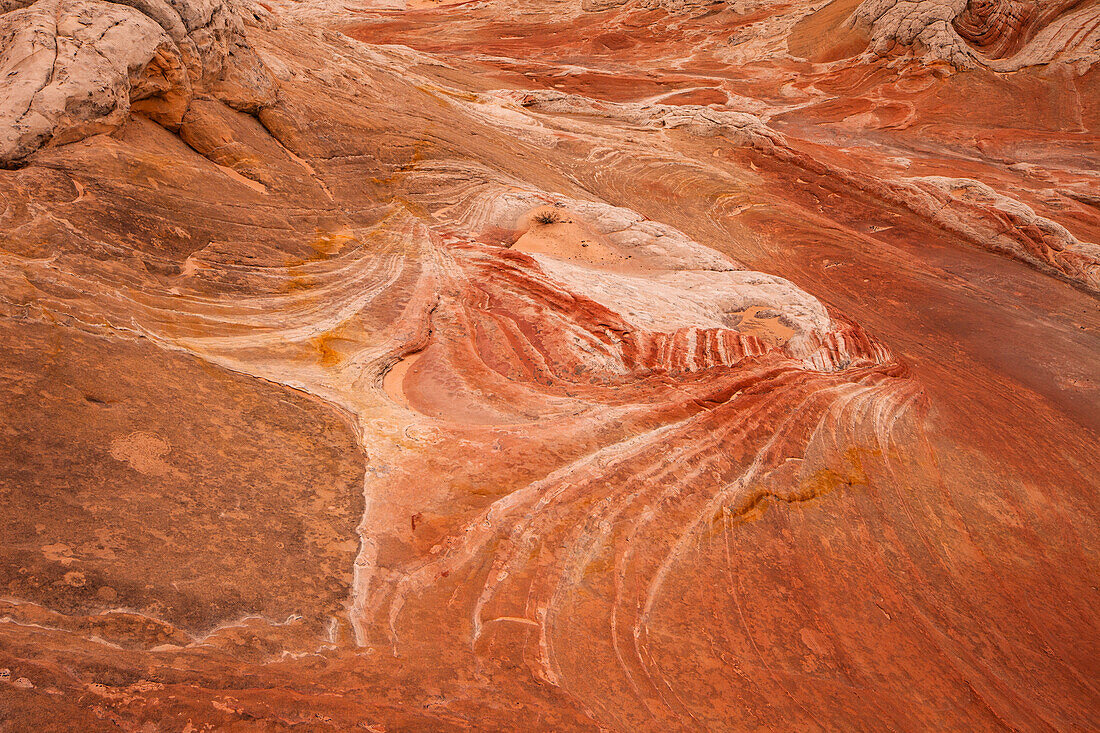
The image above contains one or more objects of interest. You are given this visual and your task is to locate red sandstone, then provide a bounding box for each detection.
[0,0,1097,730]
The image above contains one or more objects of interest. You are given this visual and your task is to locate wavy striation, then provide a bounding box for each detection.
[0,0,1097,730]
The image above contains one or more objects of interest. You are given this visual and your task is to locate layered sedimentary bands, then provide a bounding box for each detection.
[1,0,1098,729]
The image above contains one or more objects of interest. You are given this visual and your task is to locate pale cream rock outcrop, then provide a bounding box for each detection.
[582,0,724,11]
[0,0,276,165]
[501,89,780,147]
[849,0,1100,71]
[850,0,981,67]
[903,176,1100,291]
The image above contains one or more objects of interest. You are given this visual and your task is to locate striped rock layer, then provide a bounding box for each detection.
[0,0,1097,730]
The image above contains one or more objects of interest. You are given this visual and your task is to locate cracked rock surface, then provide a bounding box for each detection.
[851,0,1100,69]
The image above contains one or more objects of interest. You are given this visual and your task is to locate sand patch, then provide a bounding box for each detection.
[729,305,796,347]
[511,205,636,271]
[382,351,423,409]
[109,431,172,476]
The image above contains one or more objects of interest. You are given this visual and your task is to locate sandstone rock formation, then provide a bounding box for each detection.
[849,0,1100,70]
[0,0,276,165]
[0,0,1097,730]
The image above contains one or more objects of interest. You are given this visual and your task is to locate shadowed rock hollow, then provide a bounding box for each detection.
[0,0,1097,730]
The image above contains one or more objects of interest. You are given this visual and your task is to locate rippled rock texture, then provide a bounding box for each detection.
[1,0,1098,730]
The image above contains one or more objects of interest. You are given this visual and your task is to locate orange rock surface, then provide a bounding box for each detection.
[1,0,1098,730]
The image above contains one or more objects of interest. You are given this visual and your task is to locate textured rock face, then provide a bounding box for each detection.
[850,0,1100,69]
[1,0,1098,730]
[0,0,276,165]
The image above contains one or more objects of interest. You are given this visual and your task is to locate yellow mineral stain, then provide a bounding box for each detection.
[311,329,345,367]
[711,446,880,531]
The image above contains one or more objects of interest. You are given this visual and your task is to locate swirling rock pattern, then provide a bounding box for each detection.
[0,0,1097,730]
[850,0,1100,69]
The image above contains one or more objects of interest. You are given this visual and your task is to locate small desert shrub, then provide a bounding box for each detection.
[533,210,559,225]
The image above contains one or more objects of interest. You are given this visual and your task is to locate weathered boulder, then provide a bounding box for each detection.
[0,0,276,166]
[849,0,1100,70]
